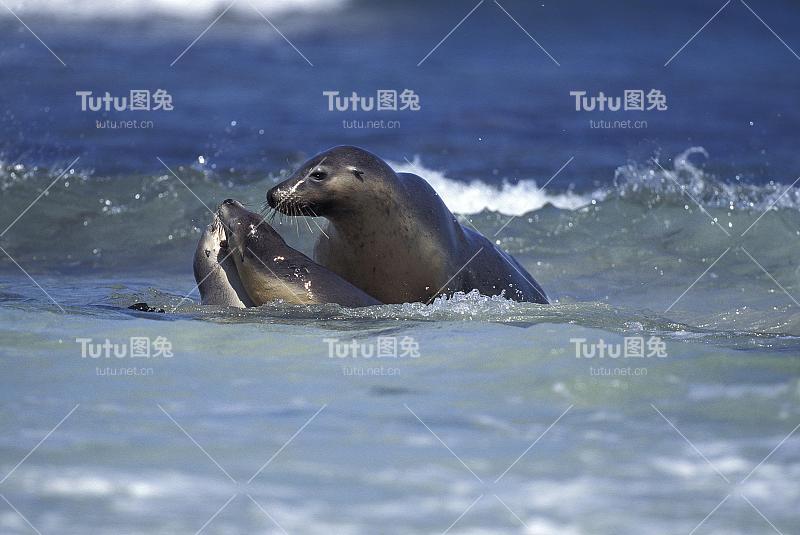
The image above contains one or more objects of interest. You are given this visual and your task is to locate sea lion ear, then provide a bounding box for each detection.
[351,168,365,181]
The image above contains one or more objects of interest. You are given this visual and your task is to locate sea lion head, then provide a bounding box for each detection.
[266,145,396,217]
[193,214,227,289]
[217,199,286,260]
[192,213,254,308]
[217,199,316,305]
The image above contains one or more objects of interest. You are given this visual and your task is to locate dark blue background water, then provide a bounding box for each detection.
[1,0,798,189]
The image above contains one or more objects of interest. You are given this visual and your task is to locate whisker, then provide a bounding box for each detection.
[263,208,275,226]
[301,212,314,234]
[307,207,330,239]
[273,196,285,226]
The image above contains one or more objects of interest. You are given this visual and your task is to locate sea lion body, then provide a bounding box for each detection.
[217,200,380,308]
[193,215,254,308]
[267,146,548,304]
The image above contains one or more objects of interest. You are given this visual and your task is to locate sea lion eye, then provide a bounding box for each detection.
[310,169,327,180]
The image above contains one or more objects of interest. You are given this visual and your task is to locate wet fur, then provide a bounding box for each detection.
[267,146,549,304]
[219,200,381,307]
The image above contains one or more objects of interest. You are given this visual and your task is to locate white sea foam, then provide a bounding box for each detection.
[24,469,219,499]
[391,157,599,216]
[0,0,347,20]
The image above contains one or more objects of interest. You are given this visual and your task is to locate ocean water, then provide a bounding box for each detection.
[1,1,800,534]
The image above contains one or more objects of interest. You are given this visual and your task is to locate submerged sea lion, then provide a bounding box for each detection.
[193,215,254,308]
[216,199,380,308]
[266,145,549,304]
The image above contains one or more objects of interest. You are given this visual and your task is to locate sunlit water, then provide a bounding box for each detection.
[2,150,799,534]
[2,1,800,533]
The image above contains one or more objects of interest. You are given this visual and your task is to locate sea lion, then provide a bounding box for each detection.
[193,215,255,308]
[266,146,549,304]
[217,199,381,307]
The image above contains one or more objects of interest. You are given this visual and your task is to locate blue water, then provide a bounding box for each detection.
[1,0,800,533]
[2,0,799,183]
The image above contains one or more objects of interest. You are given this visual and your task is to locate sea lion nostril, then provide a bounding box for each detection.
[222,198,236,205]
